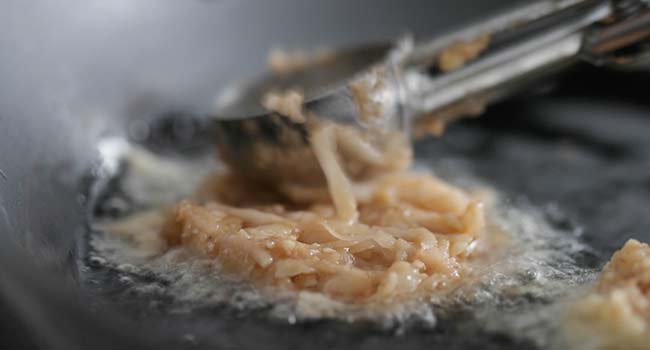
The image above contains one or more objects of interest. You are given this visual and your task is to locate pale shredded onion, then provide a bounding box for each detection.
[310,124,359,223]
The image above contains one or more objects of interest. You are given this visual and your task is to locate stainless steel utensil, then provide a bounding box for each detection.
[212,0,650,184]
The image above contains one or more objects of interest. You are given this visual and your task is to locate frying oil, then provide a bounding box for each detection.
[83,138,599,348]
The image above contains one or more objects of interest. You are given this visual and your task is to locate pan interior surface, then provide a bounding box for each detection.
[77,67,650,350]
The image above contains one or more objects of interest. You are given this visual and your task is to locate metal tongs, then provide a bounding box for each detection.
[213,0,650,184]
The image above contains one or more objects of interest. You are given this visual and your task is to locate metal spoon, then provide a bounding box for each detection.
[212,0,649,185]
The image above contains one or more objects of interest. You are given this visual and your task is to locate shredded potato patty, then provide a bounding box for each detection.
[162,170,484,303]
[566,239,650,349]
[158,49,486,304]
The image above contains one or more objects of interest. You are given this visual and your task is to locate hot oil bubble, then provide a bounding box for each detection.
[88,255,107,268]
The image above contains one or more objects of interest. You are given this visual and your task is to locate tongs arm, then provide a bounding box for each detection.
[400,0,650,134]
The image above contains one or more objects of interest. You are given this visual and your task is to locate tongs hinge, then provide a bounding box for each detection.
[582,1,650,65]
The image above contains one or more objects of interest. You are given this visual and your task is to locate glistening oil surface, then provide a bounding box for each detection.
[78,110,607,349]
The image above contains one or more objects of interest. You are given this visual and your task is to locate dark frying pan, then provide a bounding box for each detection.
[1,0,649,349]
